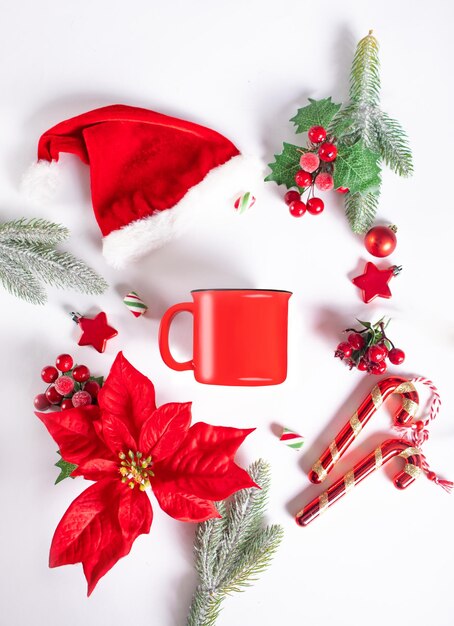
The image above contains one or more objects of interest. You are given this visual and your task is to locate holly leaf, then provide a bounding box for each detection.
[55,451,78,484]
[265,143,304,189]
[90,375,104,387]
[334,142,381,194]
[291,97,342,133]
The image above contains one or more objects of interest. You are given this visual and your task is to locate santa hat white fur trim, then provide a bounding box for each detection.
[102,154,262,268]
[21,159,61,205]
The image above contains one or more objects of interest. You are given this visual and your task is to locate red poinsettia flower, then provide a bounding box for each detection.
[36,352,256,595]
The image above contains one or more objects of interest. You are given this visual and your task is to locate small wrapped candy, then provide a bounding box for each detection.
[233,192,256,214]
[123,291,148,317]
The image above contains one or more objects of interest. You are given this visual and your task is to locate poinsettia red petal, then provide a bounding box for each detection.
[152,484,221,522]
[138,402,192,460]
[100,413,137,455]
[97,352,156,441]
[153,423,257,501]
[73,458,119,481]
[50,479,152,595]
[36,406,115,476]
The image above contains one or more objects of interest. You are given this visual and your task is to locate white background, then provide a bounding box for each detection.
[1,1,453,625]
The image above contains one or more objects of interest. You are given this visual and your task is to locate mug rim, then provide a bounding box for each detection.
[191,288,292,294]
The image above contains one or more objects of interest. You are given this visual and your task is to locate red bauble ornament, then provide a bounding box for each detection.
[55,354,73,372]
[388,348,405,365]
[41,365,58,383]
[318,142,337,162]
[289,200,307,217]
[72,312,118,353]
[308,126,327,144]
[284,190,300,205]
[295,170,313,188]
[352,262,402,303]
[306,197,324,215]
[34,393,50,410]
[364,225,397,258]
[73,365,91,383]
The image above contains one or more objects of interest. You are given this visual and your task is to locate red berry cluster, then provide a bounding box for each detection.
[335,319,405,375]
[284,125,348,218]
[33,353,102,411]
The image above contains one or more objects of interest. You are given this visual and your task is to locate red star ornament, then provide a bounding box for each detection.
[73,312,118,352]
[352,262,402,303]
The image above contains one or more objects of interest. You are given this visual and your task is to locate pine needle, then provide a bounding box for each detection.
[345,190,380,234]
[0,218,68,245]
[374,111,414,177]
[350,30,381,106]
[186,460,283,626]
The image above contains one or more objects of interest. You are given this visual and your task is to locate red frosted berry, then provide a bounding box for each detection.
[72,390,92,408]
[336,342,353,358]
[318,142,337,162]
[61,398,74,411]
[41,365,58,384]
[34,393,50,410]
[289,200,307,217]
[370,360,387,375]
[55,354,73,372]
[83,380,100,399]
[295,170,313,188]
[284,190,301,205]
[299,152,320,173]
[348,333,365,350]
[46,385,63,405]
[367,345,387,363]
[314,173,334,191]
[308,126,327,144]
[54,375,75,396]
[335,187,349,194]
[388,348,405,365]
[306,197,324,215]
[73,365,90,383]
[357,359,369,371]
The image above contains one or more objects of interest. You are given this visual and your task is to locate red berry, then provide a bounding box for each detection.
[295,170,313,188]
[364,225,397,258]
[357,359,369,371]
[370,360,387,375]
[348,333,365,350]
[54,375,75,396]
[379,342,389,358]
[41,365,58,383]
[367,345,387,363]
[314,173,334,191]
[306,197,324,215]
[61,398,74,411]
[289,200,307,217]
[34,393,50,410]
[388,348,405,365]
[337,342,353,358]
[46,385,63,405]
[308,126,327,144]
[83,380,100,399]
[55,354,73,372]
[299,152,320,173]
[336,187,349,194]
[284,190,301,205]
[73,365,90,383]
[72,390,92,408]
[318,142,337,162]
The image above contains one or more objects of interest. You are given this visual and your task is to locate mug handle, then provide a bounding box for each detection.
[158,302,195,371]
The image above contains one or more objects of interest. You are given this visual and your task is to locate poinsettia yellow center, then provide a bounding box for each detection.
[118,450,154,491]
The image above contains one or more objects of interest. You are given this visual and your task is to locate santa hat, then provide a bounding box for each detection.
[23,104,259,268]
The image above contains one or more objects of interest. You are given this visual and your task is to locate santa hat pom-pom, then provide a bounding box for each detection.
[21,160,60,205]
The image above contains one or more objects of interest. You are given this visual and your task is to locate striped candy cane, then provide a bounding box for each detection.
[296,439,423,527]
[309,377,419,484]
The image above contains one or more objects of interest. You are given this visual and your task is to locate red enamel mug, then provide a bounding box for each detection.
[158,289,292,386]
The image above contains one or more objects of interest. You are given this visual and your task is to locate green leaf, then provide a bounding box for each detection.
[356,319,371,329]
[55,452,77,485]
[265,143,304,189]
[334,141,381,194]
[290,97,342,133]
[345,190,380,234]
[90,376,104,387]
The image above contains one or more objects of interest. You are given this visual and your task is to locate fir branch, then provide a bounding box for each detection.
[350,30,381,106]
[373,111,413,177]
[187,460,283,626]
[0,218,108,304]
[0,218,68,245]
[345,190,380,234]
